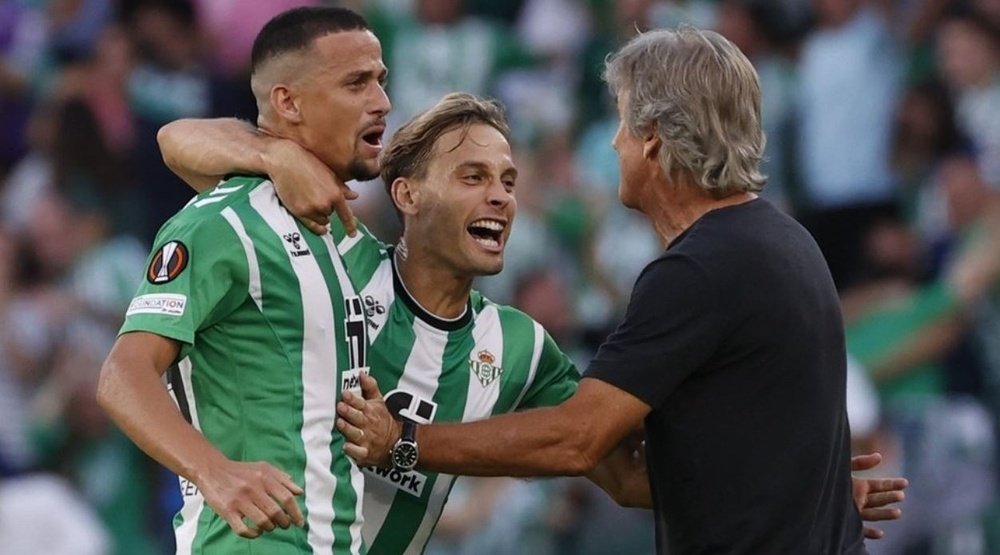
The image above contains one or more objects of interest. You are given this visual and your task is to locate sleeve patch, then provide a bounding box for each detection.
[126,294,188,317]
[147,241,189,284]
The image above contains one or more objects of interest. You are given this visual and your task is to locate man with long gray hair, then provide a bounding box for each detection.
[339,27,875,554]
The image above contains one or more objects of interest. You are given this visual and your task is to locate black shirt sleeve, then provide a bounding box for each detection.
[585,253,723,409]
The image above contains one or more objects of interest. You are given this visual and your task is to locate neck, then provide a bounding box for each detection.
[395,235,473,320]
[641,178,756,247]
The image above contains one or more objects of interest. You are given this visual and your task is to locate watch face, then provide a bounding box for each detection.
[392,442,419,470]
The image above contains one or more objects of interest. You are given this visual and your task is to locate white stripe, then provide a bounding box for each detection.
[192,196,227,208]
[173,357,204,554]
[320,232,366,555]
[403,476,456,555]
[336,228,365,255]
[211,183,244,195]
[511,322,545,408]
[362,319,448,541]
[359,260,394,343]
[462,304,504,421]
[249,183,340,551]
[221,208,262,309]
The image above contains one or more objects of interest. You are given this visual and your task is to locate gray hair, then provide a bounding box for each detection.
[603,27,766,197]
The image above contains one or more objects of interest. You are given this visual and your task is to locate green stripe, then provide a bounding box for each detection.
[369,300,416,392]
[369,327,474,554]
[342,227,387,289]
[201,202,310,553]
[492,309,538,415]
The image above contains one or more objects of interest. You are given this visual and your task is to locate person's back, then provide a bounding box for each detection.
[120,176,366,554]
[648,198,863,553]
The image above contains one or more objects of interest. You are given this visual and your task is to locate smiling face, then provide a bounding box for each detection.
[297,30,390,181]
[405,123,517,277]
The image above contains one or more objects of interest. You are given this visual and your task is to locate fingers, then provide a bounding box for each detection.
[344,442,370,463]
[865,490,905,508]
[861,506,903,522]
[360,373,382,401]
[223,512,261,539]
[865,477,909,494]
[332,200,357,238]
[851,452,882,472]
[336,412,366,439]
[341,390,367,413]
[863,526,885,540]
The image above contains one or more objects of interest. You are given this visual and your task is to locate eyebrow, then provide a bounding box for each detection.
[343,66,389,83]
[456,161,518,179]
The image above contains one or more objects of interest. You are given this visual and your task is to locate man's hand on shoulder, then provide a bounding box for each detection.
[195,457,305,539]
[263,138,359,237]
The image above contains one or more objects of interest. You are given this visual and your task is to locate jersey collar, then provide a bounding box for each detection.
[388,246,473,332]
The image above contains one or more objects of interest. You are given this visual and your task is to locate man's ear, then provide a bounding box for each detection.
[270,84,303,124]
[391,177,420,217]
[642,133,661,160]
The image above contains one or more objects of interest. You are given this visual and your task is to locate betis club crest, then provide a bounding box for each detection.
[469,350,503,387]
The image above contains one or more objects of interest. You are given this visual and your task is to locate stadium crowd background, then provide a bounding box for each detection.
[1,0,1000,553]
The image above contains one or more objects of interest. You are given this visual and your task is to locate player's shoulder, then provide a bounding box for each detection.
[472,291,539,331]
[156,175,269,240]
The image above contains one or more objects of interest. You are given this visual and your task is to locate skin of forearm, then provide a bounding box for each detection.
[97,340,228,483]
[587,445,653,508]
[157,118,270,193]
[415,405,608,477]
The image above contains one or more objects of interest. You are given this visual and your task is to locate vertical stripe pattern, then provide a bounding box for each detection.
[249,183,339,551]
[221,207,262,309]
[173,357,204,555]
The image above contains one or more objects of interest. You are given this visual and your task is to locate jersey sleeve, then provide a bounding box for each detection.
[119,213,248,360]
[517,329,580,409]
[584,254,723,409]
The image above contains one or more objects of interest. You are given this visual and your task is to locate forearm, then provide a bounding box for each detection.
[587,442,652,509]
[97,355,226,482]
[415,405,603,477]
[157,118,273,193]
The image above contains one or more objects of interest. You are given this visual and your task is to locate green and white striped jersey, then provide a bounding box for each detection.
[120,177,367,555]
[330,221,580,555]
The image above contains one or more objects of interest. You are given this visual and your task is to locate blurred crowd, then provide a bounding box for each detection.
[2,0,1000,553]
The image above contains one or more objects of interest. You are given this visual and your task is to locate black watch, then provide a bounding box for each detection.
[390,420,419,472]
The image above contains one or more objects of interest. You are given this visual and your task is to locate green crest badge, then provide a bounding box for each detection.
[470,350,503,387]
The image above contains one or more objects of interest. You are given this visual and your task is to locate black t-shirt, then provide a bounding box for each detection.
[586,199,865,555]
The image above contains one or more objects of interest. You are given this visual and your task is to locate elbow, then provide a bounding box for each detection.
[156,120,187,170]
[95,357,119,414]
[560,430,603,477]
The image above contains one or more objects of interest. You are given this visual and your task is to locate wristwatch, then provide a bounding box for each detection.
[390,420,419,471]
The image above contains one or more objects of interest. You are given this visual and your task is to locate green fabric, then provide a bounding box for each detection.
[846,280,957,404]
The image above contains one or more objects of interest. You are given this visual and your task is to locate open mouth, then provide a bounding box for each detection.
[467,219,505,250]
[361,126,384,148]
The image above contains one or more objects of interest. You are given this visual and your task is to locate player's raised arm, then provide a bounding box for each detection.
[98,332,305,538]
[157,117,358,235]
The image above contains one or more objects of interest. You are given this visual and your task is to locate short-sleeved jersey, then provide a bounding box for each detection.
[330,221,579,555]
[120,177,367,555]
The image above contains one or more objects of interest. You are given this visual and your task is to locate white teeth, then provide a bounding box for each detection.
[469,219,504,231]
[473,236,499,248]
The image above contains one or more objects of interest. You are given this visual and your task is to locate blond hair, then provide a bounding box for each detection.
[604,27,766,197]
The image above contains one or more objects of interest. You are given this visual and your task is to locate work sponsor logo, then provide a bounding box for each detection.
[469,349,503,387]
[341,367,369,395]
[126,294,188,317]
[147,241,188,284]
[362,466,426,497]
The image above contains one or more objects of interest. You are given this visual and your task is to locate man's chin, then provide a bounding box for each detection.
[348,160,381,182]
